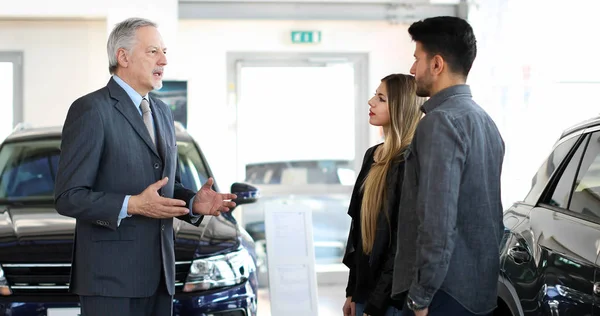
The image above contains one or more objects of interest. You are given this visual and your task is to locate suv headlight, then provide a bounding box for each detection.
[183,248,255,292]
[0,266,11,295]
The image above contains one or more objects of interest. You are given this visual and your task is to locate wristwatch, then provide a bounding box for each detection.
[407,296,428,311]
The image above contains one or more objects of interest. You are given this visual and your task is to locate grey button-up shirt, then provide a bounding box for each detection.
[392,84,505,314]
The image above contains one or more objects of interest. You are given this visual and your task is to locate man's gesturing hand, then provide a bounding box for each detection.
[192,178,237,216]
[128,177,190,218]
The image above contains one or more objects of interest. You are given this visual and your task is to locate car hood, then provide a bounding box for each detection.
[0,201,240,263]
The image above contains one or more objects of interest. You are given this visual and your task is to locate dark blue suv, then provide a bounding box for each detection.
[0,125,260,315]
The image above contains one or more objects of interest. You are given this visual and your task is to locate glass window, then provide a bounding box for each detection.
[244,160,355,185]
[176,141,209,192]
[0,139,61,200]
[525,135,580,205]
[546,135,587,208]
[0,62,13,143]
[568,132,600,220]
[0,138,209,200]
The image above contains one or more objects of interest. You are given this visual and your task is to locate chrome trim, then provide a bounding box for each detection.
[2,263,71,268]
[555,128,585,147]
[11,285,69,289]
[175,261,191,265]
[582,122,600,134]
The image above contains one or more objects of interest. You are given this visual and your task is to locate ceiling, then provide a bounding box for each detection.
[178,0,467,22]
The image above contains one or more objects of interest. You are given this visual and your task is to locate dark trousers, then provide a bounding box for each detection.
[80,271,172,316]
[403,290,491,316]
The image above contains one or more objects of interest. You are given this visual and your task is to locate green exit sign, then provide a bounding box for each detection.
[291,31,321,44]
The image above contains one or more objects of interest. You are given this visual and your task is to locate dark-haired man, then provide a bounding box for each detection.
[392,16,505,316]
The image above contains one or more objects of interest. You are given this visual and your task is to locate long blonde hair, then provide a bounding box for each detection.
[360,74,425,254]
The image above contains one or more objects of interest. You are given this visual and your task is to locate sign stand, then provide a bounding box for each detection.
[264,200,319,315]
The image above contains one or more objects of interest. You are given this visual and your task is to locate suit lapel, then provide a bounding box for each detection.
[107,78,160,159]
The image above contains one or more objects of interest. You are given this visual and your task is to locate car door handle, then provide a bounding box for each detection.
[508,246,531,263]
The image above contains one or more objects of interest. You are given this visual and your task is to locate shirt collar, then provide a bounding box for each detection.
[420,84,472,114]
[112,75,148,109]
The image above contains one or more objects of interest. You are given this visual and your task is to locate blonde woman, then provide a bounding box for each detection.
[342,74,425,316]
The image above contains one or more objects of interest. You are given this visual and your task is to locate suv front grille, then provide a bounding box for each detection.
[2,262,193,294]
[2,263,71,295]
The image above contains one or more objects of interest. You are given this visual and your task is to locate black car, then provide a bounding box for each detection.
[0,124,260,315]
[497,116,600,316]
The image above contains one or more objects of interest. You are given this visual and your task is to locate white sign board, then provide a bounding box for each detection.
[47,308,81,316]
[264,200,319,315]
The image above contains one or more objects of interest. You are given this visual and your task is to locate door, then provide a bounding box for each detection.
[227,52,368,314]
[0,52,23,142]
[228,52,368,256]
[503,131,599,316]
[563,128,600,316]
[533,129,600,316]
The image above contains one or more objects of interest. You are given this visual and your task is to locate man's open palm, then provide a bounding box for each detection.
[192,178,237,216]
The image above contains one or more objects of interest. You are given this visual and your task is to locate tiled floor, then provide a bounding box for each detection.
[257,284,346,316]
[256,266,349,316]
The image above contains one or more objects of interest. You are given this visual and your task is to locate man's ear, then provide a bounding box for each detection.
[431,55,445,76]
[117,48,129,68]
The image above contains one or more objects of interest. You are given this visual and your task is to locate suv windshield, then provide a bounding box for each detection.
[0,138,209,201]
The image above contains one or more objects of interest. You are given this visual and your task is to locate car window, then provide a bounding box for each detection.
[0,139,60,199]
[546,135,588,209]
[568,132,600,221]
[525,135,580,205]
[245,160,355,185]
[0,138,209,200]
[176,141,209,192]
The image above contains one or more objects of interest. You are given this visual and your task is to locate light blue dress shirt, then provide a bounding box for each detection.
[113,75,198,226]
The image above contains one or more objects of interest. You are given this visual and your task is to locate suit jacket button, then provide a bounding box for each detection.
[154,163,160,169]
[161,225,165,231]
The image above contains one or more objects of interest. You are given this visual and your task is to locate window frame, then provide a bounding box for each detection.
[524,130,585,206]
[539,126,600,225]
[183,138,220,192]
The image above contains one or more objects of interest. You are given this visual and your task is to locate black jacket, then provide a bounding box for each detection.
[342,144,405,315]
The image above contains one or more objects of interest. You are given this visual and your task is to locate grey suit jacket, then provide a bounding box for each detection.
[54,78,202,298]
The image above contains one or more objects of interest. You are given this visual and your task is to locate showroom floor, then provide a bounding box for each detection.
[257,284,346,316]
[255,263,349,315]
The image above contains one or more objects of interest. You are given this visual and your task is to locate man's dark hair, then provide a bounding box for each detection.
[408,16,477,77]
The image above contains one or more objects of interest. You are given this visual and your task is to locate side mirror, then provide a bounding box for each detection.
[231,182,260,207]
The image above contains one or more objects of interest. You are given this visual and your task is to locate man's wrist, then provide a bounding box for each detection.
[189,195,197,214]
[127,195,137,216]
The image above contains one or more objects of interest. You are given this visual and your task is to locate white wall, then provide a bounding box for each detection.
[0,19,108,127]
[1,0,174,19]
[0,18,415,191]
[468,0,600,208]
[1,0,181,86]
[176,20,415,189]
